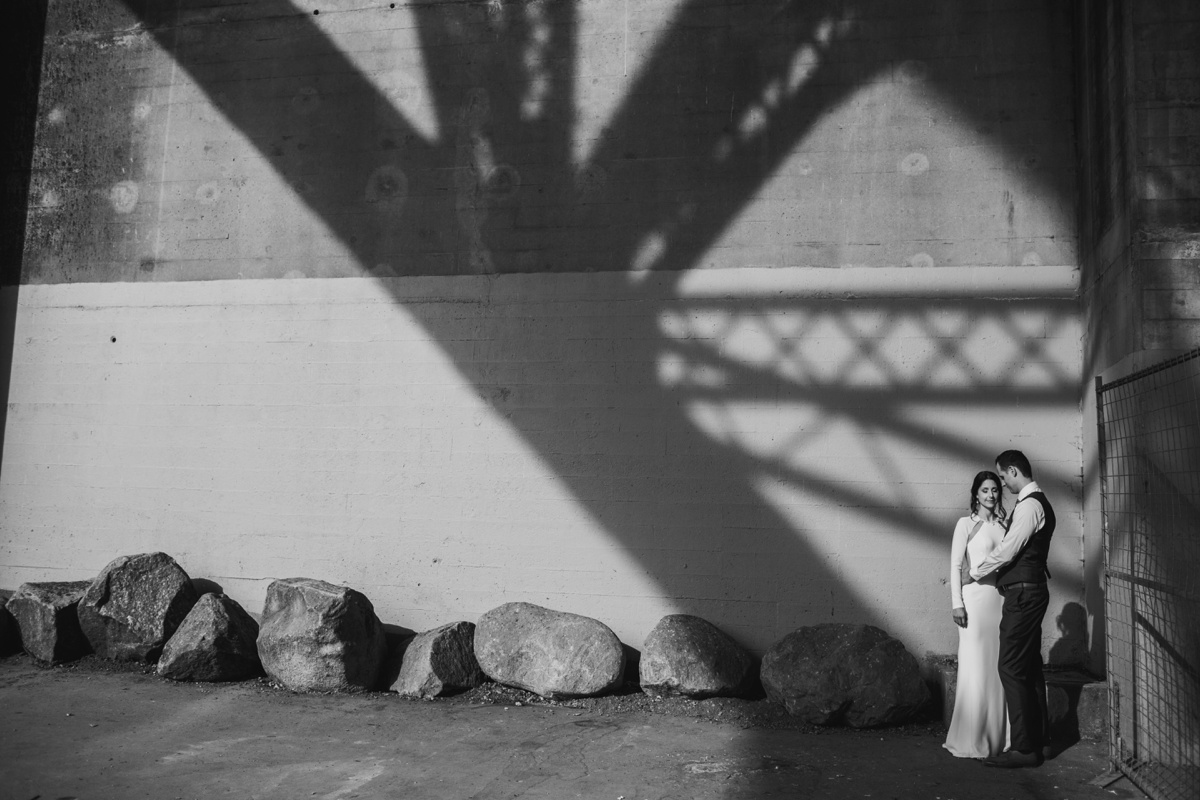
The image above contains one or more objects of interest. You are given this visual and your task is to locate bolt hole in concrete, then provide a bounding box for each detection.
[110,336,116,343]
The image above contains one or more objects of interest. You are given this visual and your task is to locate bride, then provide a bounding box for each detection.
[943,470,1009,758]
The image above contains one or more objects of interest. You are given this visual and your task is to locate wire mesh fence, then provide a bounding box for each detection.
[1097,349,1200,800]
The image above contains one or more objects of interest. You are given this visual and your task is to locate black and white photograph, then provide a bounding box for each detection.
[1,1,1197,798]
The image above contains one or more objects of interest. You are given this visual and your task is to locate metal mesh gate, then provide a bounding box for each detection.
[1096,349,1200,800]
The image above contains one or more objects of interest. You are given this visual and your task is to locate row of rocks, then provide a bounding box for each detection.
[0,552,930,727]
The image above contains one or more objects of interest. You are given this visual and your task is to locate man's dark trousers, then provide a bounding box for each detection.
[997,582,1050,753]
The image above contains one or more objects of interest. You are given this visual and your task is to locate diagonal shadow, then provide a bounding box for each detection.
[106,0,1083,654]
[0,0,49,483]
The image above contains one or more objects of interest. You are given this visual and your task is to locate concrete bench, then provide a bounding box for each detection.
[930,658,1108,741]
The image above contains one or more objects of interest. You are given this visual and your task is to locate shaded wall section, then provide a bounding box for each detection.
[2,0,1084,660]
[1076,0,1200,673]
[0,1,49,483]
[0,0,46,285]
[1078,0,1200,368]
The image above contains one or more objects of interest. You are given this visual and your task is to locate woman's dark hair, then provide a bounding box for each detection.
[970,470,1006,519]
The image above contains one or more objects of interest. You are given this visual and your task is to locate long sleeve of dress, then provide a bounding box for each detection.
[949,516,969,609]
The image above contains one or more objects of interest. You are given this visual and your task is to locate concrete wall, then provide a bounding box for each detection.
[1078,0,1200,368]
[1,0,1084,661]
[1076,0,1200,674]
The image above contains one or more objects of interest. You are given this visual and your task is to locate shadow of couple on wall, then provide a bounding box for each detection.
[1046,601,1098,753]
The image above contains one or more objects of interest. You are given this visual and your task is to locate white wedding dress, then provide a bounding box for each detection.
[943,515,1009,758]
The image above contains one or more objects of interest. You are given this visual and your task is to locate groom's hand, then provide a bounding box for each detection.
[952,607,968,628]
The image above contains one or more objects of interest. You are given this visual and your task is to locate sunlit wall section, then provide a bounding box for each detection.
[2,0,1082,659]
[1,277,683,643]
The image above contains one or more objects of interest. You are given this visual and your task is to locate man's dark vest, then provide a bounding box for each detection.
[997,492,1055,586]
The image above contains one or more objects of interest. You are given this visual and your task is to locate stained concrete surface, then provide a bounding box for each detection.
[0,656,1143,800]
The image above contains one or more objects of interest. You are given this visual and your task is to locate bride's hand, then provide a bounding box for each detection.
[952,607,968,628]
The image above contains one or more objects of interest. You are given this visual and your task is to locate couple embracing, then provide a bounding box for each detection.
[943,450,1055,768]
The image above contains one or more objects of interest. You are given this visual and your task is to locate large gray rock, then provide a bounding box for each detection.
[0,590,20,656]
[157,593,262,682]
[761,623,930,728]
[639,614,754,698]
[391,621,485,698]
[6,581,93,664]
[474,602,625,698]
[257,578,386,692]
[78,553,199,663]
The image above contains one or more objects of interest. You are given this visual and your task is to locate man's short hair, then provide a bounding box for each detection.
[995,449,1033,478]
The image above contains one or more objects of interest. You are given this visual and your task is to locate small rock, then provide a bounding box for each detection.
[639,614,754,698]
[761,623,930,728]
[391,621,485,698]
[157,593,262,682]
[256,578,386,692]
[5,581,93,664]
[474,602,625,698]
[77,553,199,663]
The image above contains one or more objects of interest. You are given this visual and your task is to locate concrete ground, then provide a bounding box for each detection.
[1,656,1144,800]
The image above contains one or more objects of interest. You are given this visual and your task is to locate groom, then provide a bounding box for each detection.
[969,450,1055,768]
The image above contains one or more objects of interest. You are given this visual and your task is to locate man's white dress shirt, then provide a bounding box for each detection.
[970,481,1045,580]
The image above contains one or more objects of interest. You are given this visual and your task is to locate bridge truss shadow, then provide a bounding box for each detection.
[22,2,1087,783]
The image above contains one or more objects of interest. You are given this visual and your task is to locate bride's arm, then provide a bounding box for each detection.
[949,517,969,612]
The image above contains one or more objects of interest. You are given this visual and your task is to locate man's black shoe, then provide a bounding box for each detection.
[983,750,1043,768]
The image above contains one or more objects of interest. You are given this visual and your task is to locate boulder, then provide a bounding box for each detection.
[0,590,21,656]
[256,578,386,692]
[77,552,199,662]
[761,623,930,728]
[157,593,262,682]
[6,581,93,664]
[474,602,625,698]
[639,614,754,698]
[391,621,485,698]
